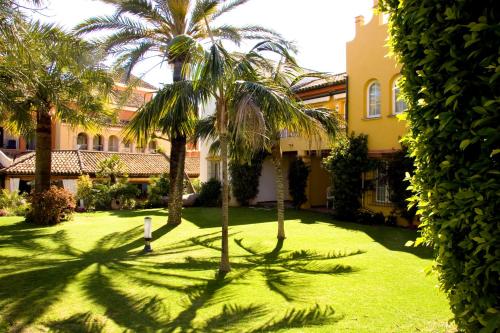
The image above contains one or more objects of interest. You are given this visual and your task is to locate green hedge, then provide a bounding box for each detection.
[380,1,499,331]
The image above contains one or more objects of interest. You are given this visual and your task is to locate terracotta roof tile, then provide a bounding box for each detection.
[1,150,199,178]
[293,72,347,93]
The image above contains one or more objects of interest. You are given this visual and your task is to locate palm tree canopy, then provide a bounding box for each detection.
[194,43,343,161]
[75,0,285,79]
[0,21,114,136]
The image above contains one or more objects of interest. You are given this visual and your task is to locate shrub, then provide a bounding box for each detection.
[25,186,75,225]
[354,208,385,225]
[386,148,417,224]
[196,178,221,207]
[380,0,499,330]
[190,178,202,193]
[323,134,373,219]
[76,175,95,210]
[230,154,264,206]
[110,180,140,209]
[0,189,30,216]
[148,173,169,208]
[288,157,310,209]
[92,183,112,210]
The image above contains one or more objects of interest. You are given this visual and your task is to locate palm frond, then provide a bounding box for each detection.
[212,0,250,19]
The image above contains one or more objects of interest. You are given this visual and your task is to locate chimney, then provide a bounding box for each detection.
[355,15,365,31]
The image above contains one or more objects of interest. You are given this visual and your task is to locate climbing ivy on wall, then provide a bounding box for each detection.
[380,0,500,331]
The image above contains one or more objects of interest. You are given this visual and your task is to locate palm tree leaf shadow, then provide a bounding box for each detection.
[233,238,364,302]
[82,265,169,332]
[195,303,267,333]
[46,312,106,333]
[248,304,343,332]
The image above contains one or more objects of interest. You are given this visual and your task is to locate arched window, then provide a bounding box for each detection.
[123,140,132,153]
[367,81,381,117]
[148,140,157,153]
[93,135,103,151]
[108,135,119,152]
[393,78,407,114]
[77,133,88,150]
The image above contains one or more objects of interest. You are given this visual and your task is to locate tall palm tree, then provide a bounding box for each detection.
[199,59,341,240]
[0,22,113,224]
[266,63,341,240]
[191,39,301,274]
[75,0,283,226]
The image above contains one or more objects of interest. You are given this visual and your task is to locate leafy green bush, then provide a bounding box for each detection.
[0,189,29,216]
[110,180,140,209]
[190,178,202,193]
[323,134,373,219]
[354,208,385,225]
[76,175,95,210]
[288,157,310,208]
[148,173,169,208]
[196,179,221,207]
[380,1,499,330]
[230,154,264,206]
[386,149,417,224]
[25,186,75,225]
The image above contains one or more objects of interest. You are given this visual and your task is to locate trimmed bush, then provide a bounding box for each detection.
[287,157,310,209]
[196,179,221,207]
[323,134,373,219]
[380,0,500,330]
[26,186,75,225]
[230,154,264,206]
[148,173,169,208]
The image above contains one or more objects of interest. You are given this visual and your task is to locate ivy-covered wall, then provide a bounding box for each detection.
[380,0,499,331]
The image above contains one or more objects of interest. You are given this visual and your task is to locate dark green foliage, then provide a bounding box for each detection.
[354,208,385,226]
[230,154,264,206]
[386,149,417,224]
[287,157,310,209]
[196,179,222,207]
[380,0,500,331]
[148,174,170,208]
[323,134,373,219]
[25,186,75,225]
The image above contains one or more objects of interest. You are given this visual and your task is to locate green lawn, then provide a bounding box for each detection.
[0,208,452,332]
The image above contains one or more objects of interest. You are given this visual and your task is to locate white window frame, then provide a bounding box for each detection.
[367,81,381,118]
[392,78,407,115]
[375,162,391,204]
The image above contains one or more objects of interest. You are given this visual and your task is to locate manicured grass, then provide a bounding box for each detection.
[0,208,452,332]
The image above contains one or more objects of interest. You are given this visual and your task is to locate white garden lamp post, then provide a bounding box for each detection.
[144,216,153,252]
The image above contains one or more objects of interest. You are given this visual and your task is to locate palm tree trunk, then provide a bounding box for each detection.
[167,135,186,226]
[219,100,230,275]
[272,142,285,240]
[167,59,187,225]
[35,108,52,193]
[219,131,231,274]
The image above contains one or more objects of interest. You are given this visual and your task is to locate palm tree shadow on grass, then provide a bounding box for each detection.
[0,222,353,332]
[0,223,178,331]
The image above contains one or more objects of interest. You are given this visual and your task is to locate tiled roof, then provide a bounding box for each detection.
[114,73,157,90]
[1,150,199,178]
[293,72,347,93]
[111,90,148,108]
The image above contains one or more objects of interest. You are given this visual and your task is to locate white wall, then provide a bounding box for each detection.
[252,155,292,204]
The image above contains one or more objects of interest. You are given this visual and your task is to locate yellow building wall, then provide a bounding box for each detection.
[307,156,331,207]
[346,12,407,152]
[55,122,170,154]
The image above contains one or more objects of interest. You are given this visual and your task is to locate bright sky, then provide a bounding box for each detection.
[32,0,375,88]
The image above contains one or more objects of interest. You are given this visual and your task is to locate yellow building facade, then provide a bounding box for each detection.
[346,3,409,222]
